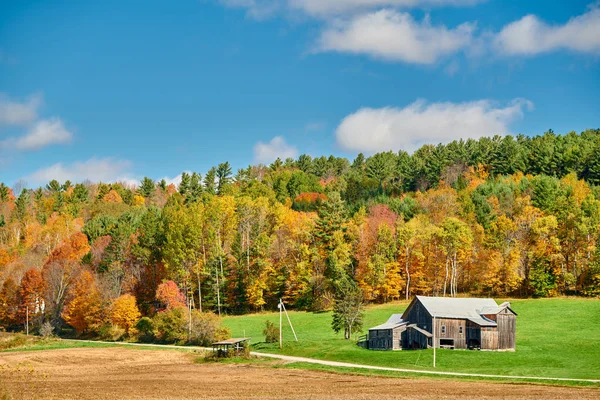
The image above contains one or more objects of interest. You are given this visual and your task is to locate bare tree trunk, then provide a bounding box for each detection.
[405,246,411,301]
[197,270,202,313]
[215,264,221,317]
[443,258,449,297]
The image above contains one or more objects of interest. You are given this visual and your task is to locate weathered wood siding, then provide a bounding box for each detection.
[368,326,406,350]
[368,329,392,350]
[435,318,467,349]
[403,298,432,332]
[496,309,516,349]
[480,327,498,350]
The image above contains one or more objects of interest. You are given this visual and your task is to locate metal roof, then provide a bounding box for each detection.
[212,338,250,345]
[369,314,408,330]
[413,296,500,327]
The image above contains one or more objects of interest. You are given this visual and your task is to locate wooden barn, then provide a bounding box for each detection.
[364,296,516,351]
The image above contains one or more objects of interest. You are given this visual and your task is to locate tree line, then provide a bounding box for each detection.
[0,128,599,337]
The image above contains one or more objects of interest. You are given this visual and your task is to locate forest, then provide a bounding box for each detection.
[1,129,600,337]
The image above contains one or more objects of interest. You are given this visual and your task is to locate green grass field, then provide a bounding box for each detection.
[222,298,600,380]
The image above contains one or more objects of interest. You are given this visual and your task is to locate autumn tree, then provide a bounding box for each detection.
[62,270,103,335]
[156,280,186,310]
[17,267,45,327]
[111,294,141,333]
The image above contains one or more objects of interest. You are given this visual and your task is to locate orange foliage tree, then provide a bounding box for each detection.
[62,270,103,335]
[16,267,45,325]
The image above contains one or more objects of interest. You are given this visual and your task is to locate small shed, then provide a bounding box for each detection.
[211,338,250,357]
[368,314,408,350]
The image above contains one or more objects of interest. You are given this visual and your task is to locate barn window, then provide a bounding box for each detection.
[441,325,446,334]
[459,326,463,334]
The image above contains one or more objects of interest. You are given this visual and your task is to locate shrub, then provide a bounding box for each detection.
[263,320,279,343]
[152,308,230,346]
[39,321,54,338]
[134,317,155,342]
[0,334,27,350]
[98,324,126,341]
[189,311,230,346]
[152,307,187,344]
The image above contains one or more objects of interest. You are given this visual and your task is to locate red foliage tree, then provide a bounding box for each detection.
[156,280,186,310]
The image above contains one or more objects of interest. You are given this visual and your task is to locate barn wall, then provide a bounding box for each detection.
[368,329,393,350]
[481,327,498,350]
[497,309,516,349]
[435,318,467,349]
[368,327,406,350]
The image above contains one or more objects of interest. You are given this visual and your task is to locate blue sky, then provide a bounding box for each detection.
[0,0,599,187]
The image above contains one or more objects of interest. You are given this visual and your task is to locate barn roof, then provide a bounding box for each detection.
[413,296,501,327]
[369,314,408,330]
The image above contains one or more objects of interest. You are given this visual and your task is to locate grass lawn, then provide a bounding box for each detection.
[222,298,600,380]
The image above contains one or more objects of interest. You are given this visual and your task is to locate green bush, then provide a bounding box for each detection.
[263,320,279,343]
[134,317,155,342]
[98,324,126,341]
[152,308,230,346]
[152,307,187,344]
[189,311,230,346]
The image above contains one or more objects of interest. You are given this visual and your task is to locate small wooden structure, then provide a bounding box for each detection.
[364,296,517,351]
[211,338,250,357]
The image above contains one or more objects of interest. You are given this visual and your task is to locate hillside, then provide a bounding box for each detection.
[1,129,600,336]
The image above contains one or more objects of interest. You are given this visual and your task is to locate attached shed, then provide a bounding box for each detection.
[368,314,407,350]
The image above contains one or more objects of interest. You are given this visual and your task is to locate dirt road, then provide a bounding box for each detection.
[1,347,598,400]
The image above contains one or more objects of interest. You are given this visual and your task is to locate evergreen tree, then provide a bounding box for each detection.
[204,167,217,195]
[139,177,155,198]
[216,162,232,194]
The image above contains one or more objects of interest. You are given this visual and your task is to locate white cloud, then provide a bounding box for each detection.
[316,10,475,64]
[290,0,483,16]
[219,0,284,19]
[495,6,600,55]
[25,158,135,185]
[220,0,483,18]
[0,93,42,126]
[335,98,533,153]
[3,118,73,151]
[253,136,299,164]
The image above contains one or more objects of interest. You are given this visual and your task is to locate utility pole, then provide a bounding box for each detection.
[188,297,192,342]
[26,305,29,336]
[432,315,436,368]
[278,300,283,348]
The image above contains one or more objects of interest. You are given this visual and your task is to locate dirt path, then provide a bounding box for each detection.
[1,348,598,400]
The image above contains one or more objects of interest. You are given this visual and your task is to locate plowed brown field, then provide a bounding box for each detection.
[1,348,597,399]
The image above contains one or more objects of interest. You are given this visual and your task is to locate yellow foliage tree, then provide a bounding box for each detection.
[110,294,141,333]
[133,195,146,207]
